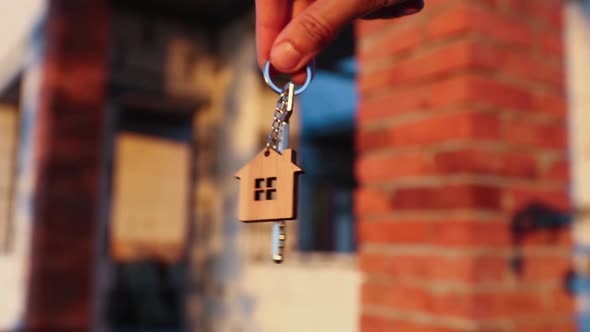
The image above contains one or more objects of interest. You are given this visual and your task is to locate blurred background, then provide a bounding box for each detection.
[0,0,589,331]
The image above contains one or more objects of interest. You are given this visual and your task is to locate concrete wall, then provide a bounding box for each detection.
[0,4,47,330]
[243,257,360,332]
[0,104,21,330]
[1,6,357,332]
[565,2,590,329]
[0,104,17,250]
[0,1,44,91]
[567,0,590,248]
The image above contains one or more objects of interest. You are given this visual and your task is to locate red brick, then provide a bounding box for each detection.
[389,112,501,147]
[427,2,534,48]
[505,119,567,150]
[358,68,394,96]
[357,112,500,152]
[514,320,576,332]
[359,40,498,93]
[357,148,539,182]
[24,1,110,331]
[361,281,431,312]
[359,253,430,280]
[534,91,567,117]
[361,314,470,332]
[426,3,477,40]
[433,254,508,284]
[549,288,576,315]
[432,220,511,247]
[355,187,391,216]
[526,0,564,30]
[356,0,571,329]
[507,187,571,212]
[515,228,572,247]
[433,289,548,319]
[356,128,388,152]
[428,74,534,111]
[497,48,564,89]
[392,184,503,211]
[356,152,434,182]
[434,148,538,178]
[359,24,423,61]
[364,282,550,320]
[359,314,395,332]
[358,85,429,124]
[469,77,534,111]
[541,33,564,58]
[358,220,432,244]
[544,158,569,181]
[470,289,549,318]
[391,320,466,332]
[520,254,573,282]
[360,252,508,284]
[397,40,498,80]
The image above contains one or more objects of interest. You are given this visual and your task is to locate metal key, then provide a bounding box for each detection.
[271,82,295,263]
[261,60,314,264]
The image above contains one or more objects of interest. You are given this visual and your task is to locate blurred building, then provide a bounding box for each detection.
[0,0,589,332]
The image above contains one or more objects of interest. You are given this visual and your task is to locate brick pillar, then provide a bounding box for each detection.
[23,1,110,331]
[356,1,574,331]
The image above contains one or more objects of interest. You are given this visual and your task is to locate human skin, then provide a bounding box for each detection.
[255,0,424,81]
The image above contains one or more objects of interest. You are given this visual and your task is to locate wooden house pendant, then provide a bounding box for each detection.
[235,148,303,222]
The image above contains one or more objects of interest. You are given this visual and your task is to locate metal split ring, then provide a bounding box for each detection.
[263,60,314,95]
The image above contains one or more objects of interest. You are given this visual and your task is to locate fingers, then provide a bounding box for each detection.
[289,0,315,83]
[268,0,424,74]
[269,0,399,73]
[255,0,292,69]
[269,0,362,73]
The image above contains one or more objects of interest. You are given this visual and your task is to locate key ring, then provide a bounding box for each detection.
[263,60,314,95]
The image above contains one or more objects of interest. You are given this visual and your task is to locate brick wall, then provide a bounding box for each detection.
[355,1,574,331]
[23,1,110,331]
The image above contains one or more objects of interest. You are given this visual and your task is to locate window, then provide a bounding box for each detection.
[254,177,277,201]
[105,104,194,331]
[296,27,357,253]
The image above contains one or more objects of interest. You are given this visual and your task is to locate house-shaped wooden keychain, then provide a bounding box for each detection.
[235,148,303,222]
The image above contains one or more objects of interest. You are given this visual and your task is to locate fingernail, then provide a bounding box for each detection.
[270,42,301,72]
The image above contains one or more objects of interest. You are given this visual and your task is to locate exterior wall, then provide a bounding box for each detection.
[243,256,360,332]
[0,2,46,330]
[0,0,44,91]
[0,104,17,250]
[20,1,111,331]
[0,103,21,330]
[567,1,590,248]
[102,9,354,332]
[565,0,590,329]
[356,1,574,331]
[185,14,361,332]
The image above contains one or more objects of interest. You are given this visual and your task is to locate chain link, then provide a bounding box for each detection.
[265,83,295,264]
[266,83,293,152]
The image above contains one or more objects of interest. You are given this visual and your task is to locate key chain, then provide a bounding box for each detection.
[235,61,314,263]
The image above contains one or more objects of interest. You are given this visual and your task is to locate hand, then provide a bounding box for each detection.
[255,0,424,79]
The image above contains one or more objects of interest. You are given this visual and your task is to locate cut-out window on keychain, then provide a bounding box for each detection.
[254,177,277,201]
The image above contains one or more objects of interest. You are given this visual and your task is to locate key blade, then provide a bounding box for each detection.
[277,123,289,154]
[271,221,286,264]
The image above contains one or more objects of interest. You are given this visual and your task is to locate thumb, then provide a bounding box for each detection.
[270,0,380,73]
